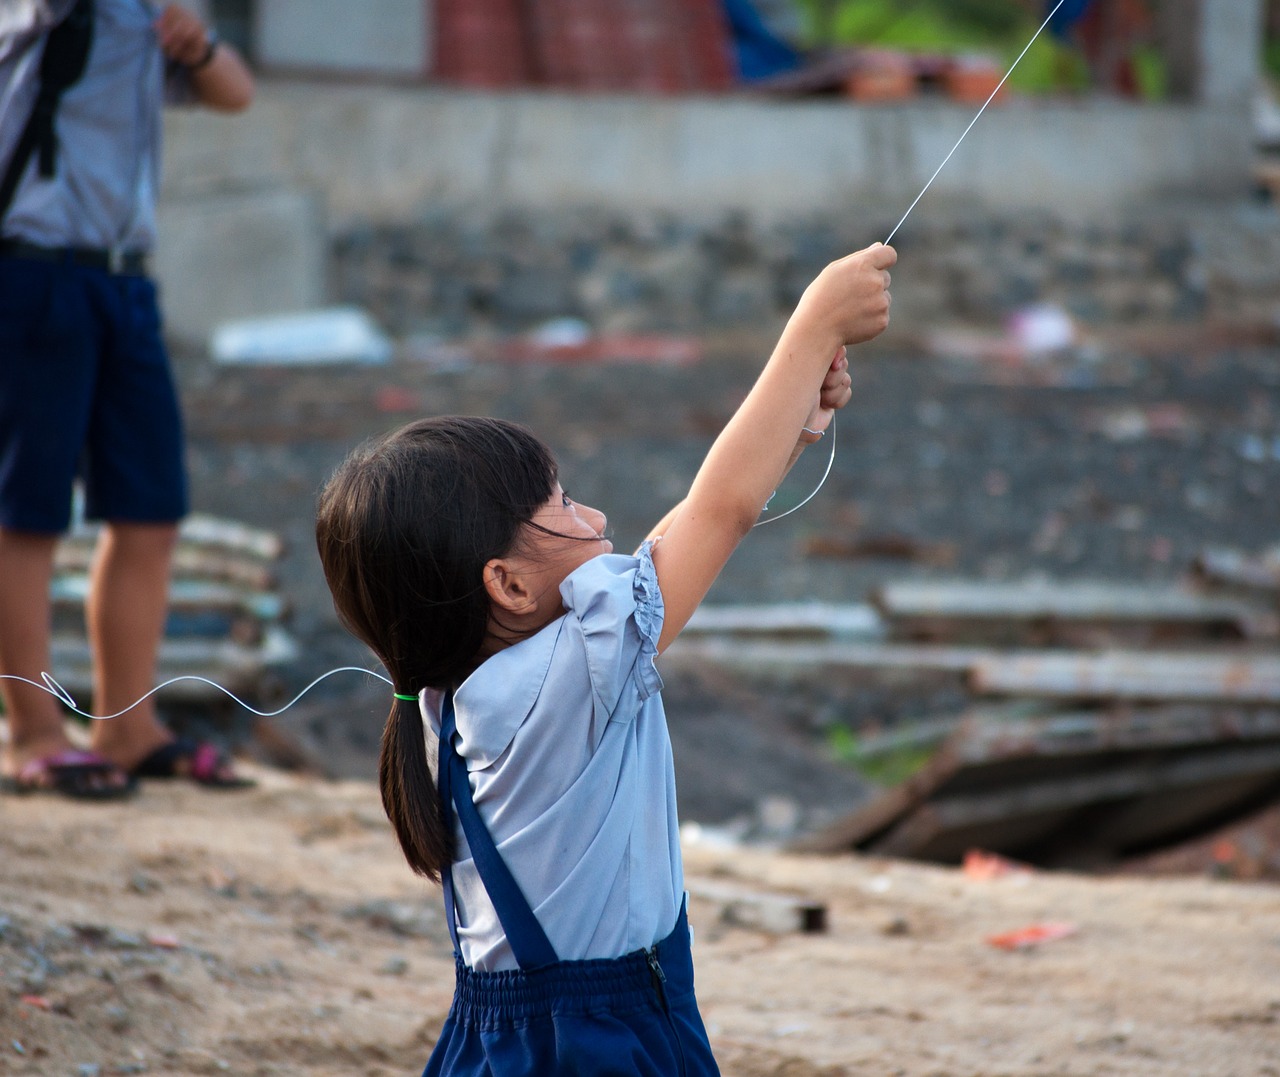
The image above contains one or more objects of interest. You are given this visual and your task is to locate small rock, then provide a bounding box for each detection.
[882,917,911,937]
[128,874,161,896]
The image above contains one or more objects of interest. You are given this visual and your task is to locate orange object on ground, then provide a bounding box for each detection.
[963,848,1031,880]
[986,921,1078,950]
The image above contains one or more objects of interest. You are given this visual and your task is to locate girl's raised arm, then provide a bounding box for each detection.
[648,242,896,653]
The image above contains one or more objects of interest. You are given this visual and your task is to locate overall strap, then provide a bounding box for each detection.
[0,0,96,223]
[438,691,560,971]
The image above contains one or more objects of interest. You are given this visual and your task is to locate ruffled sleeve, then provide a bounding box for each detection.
[558,541,665,718]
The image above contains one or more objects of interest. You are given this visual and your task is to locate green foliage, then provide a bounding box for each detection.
[1130,45,1167,100]
[795,0,1065,91]
[1266,40,1280,82]
[796,0,1036,50]
[827,724,935,788]
[946,0,1025,35]
[792,0,1168,98]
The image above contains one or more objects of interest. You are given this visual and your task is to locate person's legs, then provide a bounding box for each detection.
[0,527,135,795]
[84,521,178,769]
[0,528,68,765]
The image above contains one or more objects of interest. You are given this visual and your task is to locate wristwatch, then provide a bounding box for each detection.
[189,29,220,71]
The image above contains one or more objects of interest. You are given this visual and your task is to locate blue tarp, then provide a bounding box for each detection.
[1047,0,1095,39]
[722,0,802,82]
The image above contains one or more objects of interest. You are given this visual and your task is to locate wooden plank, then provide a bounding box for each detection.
[683,603,883,640]
[667,641,1280,704]
[685,877,827,934]
[54,544,278,590]
[50,576,288,623]
[1077,775,1280,854]
[663,638,991,675]
[1191,546,1280,597]
[871,579,1278,642]
[874,579,1264,622]
[969,650,1280,704]
[842,701,1280,773]
[788,703,1280,857]
[870,742,1280,862]
[952,703,1280,763]
[61,512,284,563]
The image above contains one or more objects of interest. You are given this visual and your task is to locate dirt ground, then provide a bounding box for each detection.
[2,767,1279,1077]
[4,323,1280,1075]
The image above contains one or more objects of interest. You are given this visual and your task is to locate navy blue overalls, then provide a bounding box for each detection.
[423,692,721,1076]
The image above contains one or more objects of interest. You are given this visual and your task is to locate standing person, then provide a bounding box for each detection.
[0,1,254,799]
[315,242,895,1073]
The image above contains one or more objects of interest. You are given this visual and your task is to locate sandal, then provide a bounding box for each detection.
[130,738,255,789]
[0,749,137,800]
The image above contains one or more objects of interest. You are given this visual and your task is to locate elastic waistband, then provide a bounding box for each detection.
[450,911,696,1027]
[0,238,148,276]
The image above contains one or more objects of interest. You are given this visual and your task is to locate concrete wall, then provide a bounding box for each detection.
[154,187,326,342]
[255,0,431,78]
[163,83,1255,225]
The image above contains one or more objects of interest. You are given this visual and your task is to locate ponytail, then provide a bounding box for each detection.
[316,416,560,880]
[378,694,453,881]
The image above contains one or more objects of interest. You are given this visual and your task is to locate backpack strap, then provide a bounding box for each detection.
[0,0,96,224]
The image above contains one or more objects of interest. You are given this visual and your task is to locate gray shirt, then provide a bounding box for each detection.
[421,541,685,972]
[0,0,193,252]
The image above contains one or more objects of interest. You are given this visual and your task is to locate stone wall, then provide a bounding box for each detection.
[329,203,1280,340]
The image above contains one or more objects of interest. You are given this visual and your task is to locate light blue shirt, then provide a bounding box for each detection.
[421,541,684,972]
[0,0,194,251]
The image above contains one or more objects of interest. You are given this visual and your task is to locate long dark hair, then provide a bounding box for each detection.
[315,416,558,880]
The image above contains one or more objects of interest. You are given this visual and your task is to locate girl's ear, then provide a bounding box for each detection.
[483,558,536,615]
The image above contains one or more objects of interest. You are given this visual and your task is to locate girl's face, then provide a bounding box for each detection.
[511,484,612,622]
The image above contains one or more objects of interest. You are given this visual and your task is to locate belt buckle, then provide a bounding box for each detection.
[108,246,125,274]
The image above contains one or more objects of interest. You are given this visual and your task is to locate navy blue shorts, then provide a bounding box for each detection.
[0,253,188,534]
[423,904,720,1077]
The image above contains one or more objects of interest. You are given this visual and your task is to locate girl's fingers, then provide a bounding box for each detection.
[822,367,852,392]
[819,380,852,411]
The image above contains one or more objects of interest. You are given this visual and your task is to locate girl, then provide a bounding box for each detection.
[315,241,896,1075]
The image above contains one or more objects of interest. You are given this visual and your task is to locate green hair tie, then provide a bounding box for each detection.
[394,692,418,702]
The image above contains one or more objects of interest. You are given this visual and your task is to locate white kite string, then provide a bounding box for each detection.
[761,0,1067,524]
[754,420,838,527]
[1,7,1068,722]
[0,666,391,722]
[885,0,1068,245]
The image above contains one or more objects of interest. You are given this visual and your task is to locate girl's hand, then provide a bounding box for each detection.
[794,243,896,353]
[800,347,852,441]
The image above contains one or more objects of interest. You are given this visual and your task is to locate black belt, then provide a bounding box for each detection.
[0,238,148,275]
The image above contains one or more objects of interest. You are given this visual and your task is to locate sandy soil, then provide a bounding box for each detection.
[2,765,1278,1077]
